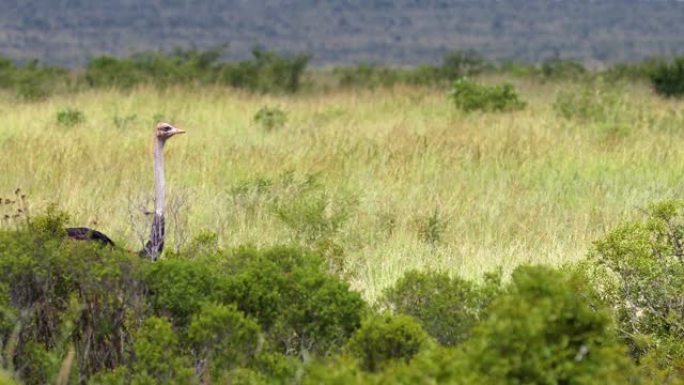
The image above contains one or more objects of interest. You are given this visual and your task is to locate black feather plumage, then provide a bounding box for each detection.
[66,227,116,247]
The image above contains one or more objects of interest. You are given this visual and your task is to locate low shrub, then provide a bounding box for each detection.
[143,258,221,327]
[0,207,145,383]
[217,48,310,93]
[7,205,682,384]
[131,317,194,385]
[590,200,684,362]
[217,246,367,356]
[85,47,310,93]
[449,78,526,112]
[463,265,636,384]
[334,64,402,89]
[300,357,371,385]
[380,269,500,346]
[188,303,261,381]
[603,58,664,82]
[253,106,287,131]
[346,314,430,372]
[375,347,472,385]
[0,56,71,100]
[56,108,85,127]
[650,57,684,98]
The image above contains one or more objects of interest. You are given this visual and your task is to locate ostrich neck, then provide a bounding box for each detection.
[154,138,165,216]
[139,137,167,261]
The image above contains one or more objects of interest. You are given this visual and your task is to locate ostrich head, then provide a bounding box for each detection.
[155,122,186,141]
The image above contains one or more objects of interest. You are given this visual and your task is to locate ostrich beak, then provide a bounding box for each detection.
[172,127,186,135]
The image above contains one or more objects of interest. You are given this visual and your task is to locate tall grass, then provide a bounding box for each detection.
[1,81,683,301]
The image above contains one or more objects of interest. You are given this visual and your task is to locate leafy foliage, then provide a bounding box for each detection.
[590,200,684,362]
[333,50,490,89]
[449,78,526,112]
[130,317,194,385]
[188,303,261,380]
[219,48,310,93]
[0,55,71,100]
[56,108,86,127]
[380,270,500,346]
[84,46,309,93]
[217,246,367,356]
[650,57,684,98]
[0,208,145,384]
[462,265,636,385]
[253,106,287,131]
[346,314,430,372]
[2,204,683,384]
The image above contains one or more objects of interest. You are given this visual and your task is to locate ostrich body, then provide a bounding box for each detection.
[66,122,185,261]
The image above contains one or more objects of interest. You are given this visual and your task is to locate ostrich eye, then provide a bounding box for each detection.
[162,125,172,132]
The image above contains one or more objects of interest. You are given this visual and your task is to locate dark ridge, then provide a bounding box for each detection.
[2,0,684,67]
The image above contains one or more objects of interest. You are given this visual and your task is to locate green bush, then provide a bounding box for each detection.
[217,246,367,356]
[449,78,526,112]
[188,303,261,380]
[462,265,636,385]
[374,347,472,385]
[143,258,221,327]
[145,246,366,359]
[218,48,310,93]
[253,106,287,131]
[602,58,664,82]
[8,205,678,384]
[301,357,372,385]
[346,314,430,372]
[85,47,310,93]
[590,200,684,361]
[650,57,684,98]
[333,51,491,89]
[0,56,70,100]
[380,270,500,346]
[56,108,86,127]
[0,207,145,383]
[334,64,403,89]
[85,56,145,89]
[131,317,194,385]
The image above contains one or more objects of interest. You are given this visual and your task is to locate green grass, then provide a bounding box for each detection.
[1,81,683,301]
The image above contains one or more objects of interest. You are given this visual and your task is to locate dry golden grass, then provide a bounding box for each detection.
[1,81,683,301]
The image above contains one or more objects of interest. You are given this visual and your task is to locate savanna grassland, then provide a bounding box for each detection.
[3,78,683,302]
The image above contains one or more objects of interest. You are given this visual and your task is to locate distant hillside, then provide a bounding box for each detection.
[2,0,684,67]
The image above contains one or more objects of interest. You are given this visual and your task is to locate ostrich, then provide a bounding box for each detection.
[66,122,186,261]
